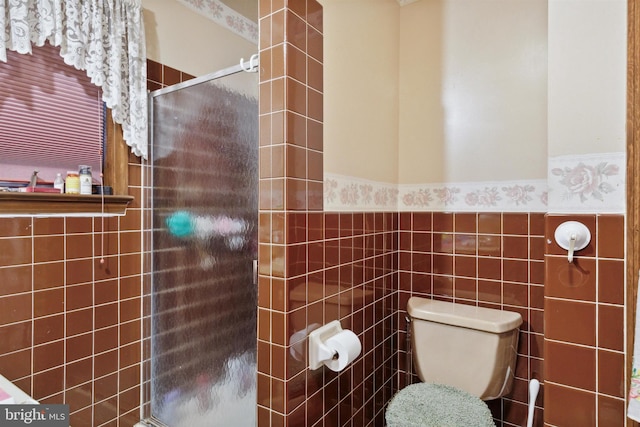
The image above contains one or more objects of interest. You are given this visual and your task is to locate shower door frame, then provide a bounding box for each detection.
[143,61,259,427]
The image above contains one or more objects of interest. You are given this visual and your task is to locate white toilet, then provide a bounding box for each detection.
[386,297,522,426]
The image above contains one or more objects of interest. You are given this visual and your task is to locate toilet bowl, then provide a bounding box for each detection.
[386,297,522,426]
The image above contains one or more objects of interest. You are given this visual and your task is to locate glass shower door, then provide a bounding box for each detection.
[149,66,258,427]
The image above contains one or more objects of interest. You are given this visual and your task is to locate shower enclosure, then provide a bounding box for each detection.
[148,64,258,427]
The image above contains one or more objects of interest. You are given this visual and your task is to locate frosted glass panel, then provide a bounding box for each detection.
[150,70,258,427]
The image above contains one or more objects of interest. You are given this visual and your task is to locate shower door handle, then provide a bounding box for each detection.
[253,259,258,285]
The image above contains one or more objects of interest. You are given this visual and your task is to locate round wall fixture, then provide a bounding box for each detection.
[554,221,591,263]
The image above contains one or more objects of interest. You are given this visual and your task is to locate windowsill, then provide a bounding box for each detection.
[0,192,134,217]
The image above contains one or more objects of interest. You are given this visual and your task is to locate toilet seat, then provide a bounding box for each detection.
[385,383,495,427]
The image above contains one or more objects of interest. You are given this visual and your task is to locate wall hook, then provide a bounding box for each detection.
[554,221,590,263]
[240,53,259,73]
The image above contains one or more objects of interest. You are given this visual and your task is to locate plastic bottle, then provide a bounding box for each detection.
[53,173,64,193]
[79,165,92,195]
[65,171,80,194]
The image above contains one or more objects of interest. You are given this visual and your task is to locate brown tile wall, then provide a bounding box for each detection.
[397,212,545,427]
[257,212,397,426]
[0,175,143,425]
[257,1,354,426]
[543,214,626,427]
[258,0,324,213]
[146,60,196,92]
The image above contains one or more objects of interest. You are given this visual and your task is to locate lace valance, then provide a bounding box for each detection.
[0,0,148,159]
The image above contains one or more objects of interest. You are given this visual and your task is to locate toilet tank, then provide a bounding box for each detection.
[408,297,522,400]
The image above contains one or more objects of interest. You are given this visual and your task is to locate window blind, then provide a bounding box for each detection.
[0,43,104,184]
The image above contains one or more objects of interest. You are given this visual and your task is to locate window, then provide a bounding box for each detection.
[0,43,105,186]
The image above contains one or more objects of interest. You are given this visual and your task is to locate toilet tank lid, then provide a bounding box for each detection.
[407,297,522,333]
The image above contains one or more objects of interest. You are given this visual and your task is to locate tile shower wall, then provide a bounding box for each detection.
[397,212,545,427]
[543,214,626,426]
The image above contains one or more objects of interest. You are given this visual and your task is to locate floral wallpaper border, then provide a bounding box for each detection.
[176,0,258,44]
[324,174,547,212]
[548,151,625,213]
[324,174,399,212]
[398,179,548,212]
[325,152,626,213]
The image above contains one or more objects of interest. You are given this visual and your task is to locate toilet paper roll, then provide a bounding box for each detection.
[322,330,362,372]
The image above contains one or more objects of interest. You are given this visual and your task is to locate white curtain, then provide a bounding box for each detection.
[0,0,148,159]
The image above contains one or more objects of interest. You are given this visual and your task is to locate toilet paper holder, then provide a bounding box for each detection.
[308,320,344,370]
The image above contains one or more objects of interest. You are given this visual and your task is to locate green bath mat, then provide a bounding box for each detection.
[386,383,495,427]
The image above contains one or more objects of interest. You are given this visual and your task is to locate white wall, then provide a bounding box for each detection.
[399,0,548,184]
[321,0,400,184]
[546,0,626,213]
[323,0,626,213]
[547,0,626,157]
[142,0,256,77]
